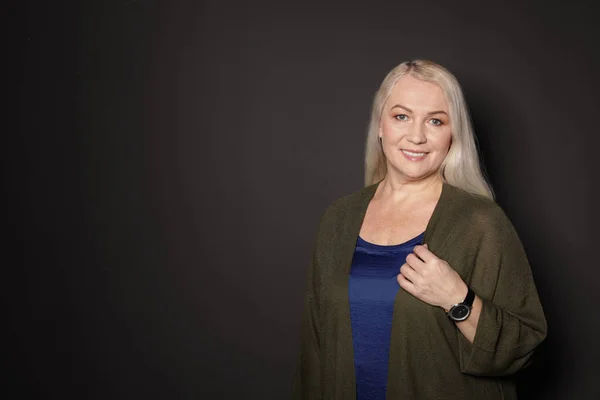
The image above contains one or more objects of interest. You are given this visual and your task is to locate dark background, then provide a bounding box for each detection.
[10,0,599,398]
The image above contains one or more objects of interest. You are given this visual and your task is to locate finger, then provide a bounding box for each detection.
[405,252,425,270]
[413,244,436,262]
[399,263,418,282]
[397,273,417,295]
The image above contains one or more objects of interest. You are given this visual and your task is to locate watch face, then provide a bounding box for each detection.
[450,305,470,321]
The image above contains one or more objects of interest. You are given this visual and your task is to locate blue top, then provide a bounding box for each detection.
[348,232,425,400]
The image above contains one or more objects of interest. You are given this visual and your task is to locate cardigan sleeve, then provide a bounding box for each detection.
[292,251,322,400]
[457,207,548,376]
[293,202,335,399]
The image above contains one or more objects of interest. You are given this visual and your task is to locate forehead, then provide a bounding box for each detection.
[386,75,448,111]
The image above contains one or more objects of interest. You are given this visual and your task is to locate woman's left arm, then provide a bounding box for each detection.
[399,243,482,343]
[398,213,547,376]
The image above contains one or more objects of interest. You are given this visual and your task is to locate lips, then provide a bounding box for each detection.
[401,149,427,157]
[400,149,429,161]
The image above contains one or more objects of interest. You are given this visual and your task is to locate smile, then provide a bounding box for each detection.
[401,149,428,159]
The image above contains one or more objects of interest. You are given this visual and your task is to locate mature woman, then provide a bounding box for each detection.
[293,60,547,400]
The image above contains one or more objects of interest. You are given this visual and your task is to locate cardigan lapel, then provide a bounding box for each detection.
[422,182,459,251]
[339,181,381,274]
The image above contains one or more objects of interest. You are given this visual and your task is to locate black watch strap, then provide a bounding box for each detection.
[463,287,475,307]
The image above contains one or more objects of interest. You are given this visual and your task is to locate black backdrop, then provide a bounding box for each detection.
[11,0,600,398]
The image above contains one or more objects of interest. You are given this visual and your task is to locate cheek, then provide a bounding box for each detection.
[444,134,453,151]
[426,132,452,158]
[381,119,407,138]
[380,118,393,136]
[436,130,453,151]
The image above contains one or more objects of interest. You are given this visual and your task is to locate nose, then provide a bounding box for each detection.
[407,122,426,144]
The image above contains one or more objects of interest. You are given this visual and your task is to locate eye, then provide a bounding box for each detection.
[394,114,409,121]
[429,118,443,126]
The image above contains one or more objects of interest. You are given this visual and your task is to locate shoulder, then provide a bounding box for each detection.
[316,183,378,229]
[441,183,513,233]
[327,183,376,212]
[324,182,377,216]
[432,184,526,263]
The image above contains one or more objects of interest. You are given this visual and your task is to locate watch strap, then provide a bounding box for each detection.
[463,287,475,307]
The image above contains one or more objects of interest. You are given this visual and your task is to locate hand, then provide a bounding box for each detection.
[397,244,468,310]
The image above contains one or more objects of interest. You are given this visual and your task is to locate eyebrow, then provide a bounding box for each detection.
[391,104,448,116]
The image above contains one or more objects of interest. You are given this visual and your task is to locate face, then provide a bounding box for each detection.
[379,75,453,184]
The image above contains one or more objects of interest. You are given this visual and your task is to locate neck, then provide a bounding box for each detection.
[376,173,443,203]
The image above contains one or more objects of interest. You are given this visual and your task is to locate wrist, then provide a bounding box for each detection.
[443,283,468,312]
[445,285,475,322]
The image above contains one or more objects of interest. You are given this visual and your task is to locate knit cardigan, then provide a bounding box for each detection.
[293,181,547,399]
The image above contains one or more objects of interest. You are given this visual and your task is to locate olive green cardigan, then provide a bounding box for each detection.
[293,181,547,399]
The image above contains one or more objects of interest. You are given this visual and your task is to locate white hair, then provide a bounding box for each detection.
[364,59,494,200]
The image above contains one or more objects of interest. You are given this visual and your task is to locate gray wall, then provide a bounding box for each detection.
[11,0,599,398]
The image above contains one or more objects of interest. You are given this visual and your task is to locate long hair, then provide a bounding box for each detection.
[364,60,494,200]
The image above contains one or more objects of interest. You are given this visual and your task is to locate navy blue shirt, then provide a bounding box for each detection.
[348,232,425,400]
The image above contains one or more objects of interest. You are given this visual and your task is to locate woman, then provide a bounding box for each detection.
[293,60,547,400]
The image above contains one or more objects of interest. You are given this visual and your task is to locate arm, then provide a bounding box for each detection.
[441,279,483,344]
[293,201,336,399]
[399,209,547,376]
[410,246,484,344]
[292,250,322,400]
[456,216,547,376]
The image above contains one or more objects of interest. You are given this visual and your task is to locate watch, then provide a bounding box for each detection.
[446,287,475,322]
